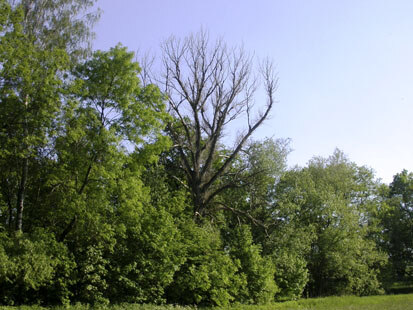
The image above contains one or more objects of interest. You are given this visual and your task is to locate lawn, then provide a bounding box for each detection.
[1,294,413,310]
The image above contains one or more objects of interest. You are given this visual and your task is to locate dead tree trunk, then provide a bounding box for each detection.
[160,30,278,216]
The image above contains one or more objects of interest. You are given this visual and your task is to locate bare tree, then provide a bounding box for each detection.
[160,31,278,216]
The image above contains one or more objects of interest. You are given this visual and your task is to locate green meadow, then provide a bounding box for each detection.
[2,294,413,310]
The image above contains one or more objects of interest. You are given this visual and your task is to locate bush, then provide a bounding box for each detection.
[0,230,75,305]
[273,252,308,301]
[166,223,244,307]
[226,225,278,304]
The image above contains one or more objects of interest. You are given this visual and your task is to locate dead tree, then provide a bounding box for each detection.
[160,31,278,216]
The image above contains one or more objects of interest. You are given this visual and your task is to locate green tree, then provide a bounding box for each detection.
[0,0,10,29]
[0,39,173,304]
[47,45,170,241]
[0,3,69,232]
[0,0,99,232]
[47,46,170,304]
[273,150,386,297]
[10,0,99,59]
[216,138,289,303]
[225,225,278,304]
[380,170,413,282]
[104,164,188,304]
[220,138,290,231]
[0,229,74,305]
[165,223,244,307]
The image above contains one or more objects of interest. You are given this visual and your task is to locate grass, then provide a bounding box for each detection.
[2,294,413,310]
[221,294,413,310]
[285,294,413,310]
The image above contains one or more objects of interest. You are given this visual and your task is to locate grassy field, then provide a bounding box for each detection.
[1,294,413,310]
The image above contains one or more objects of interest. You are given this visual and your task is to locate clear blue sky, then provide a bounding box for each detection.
[93,0,413,184]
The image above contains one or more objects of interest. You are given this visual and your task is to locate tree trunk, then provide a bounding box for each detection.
[7,193,13,230]
[15,156,28,232]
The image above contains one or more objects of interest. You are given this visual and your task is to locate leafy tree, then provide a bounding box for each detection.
[0,3,69,232]
[0,0,10,29]
[0,32,174,303]
[46,45,170,241]
[165,223,244,307]
[0,0,99,232]
[225,225,278,304]
[272,150,386,297]
[9,0,99,59]
[46,46,170,304]
[105,165,187,304]
[0,229,74,305]
[380,170,413,282]
[219,138,290,231]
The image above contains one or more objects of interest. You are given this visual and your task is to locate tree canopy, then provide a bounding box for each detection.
[0,2,411,306]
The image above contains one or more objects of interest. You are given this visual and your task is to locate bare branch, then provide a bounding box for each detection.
[136,49,156,87]
[214,202,269,235]
[158,30,278,216]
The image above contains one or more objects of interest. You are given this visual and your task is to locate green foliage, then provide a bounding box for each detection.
[0,1,70,232]
[273,252,308,301]
[379,170,413,282]
[0,230,74,305]
[272,150,386,297]
[1,16,174,304]
[166,224,244,307]
[10,0,100,60]
[49,46,171,305]
[217,138,290,237]
[225,225,278,304]
[263,213,312,300]
[0,0,10,31]
[106,200,186,304]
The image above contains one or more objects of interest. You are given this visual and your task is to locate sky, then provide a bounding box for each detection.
[92,0,413,184]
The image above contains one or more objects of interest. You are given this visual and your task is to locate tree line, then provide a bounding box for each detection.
[0,0,412,306]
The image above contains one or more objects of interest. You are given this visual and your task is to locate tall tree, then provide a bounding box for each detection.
[272,150,386,297]
[0,3,69,231]
[0,0,98,232]
[9,0,99,59]
[380,170,413,281]
[159,30,278,216]
[0,45,173,305]
[52,45,170,242]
